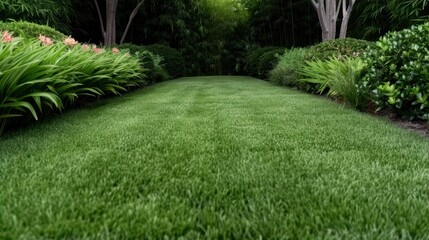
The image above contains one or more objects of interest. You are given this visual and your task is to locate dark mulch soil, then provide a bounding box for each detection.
[375,109,429,137]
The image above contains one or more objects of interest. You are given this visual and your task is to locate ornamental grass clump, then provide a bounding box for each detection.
[300,57,368,110]
[0,33,144,134]
[269,48,308,87]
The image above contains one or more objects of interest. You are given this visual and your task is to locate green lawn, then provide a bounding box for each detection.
[1,76,429,239]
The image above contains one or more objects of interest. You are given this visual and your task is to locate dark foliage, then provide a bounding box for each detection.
[245,46,281,77]
[363,23,429,120]
[257,48,285,79]
[121,43,185,79]
[0,21,67,40]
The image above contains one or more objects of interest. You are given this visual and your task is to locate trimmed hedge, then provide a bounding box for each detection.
[305,38,374,62]
[0,21,67,41]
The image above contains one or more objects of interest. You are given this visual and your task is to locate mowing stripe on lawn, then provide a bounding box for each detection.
[1,76,429,239]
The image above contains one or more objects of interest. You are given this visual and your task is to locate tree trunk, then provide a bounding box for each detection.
[105,0,118,46]
[120,0,145,44]
[94,0,144,47]
[339,0,356,38]
[311,0,355,41]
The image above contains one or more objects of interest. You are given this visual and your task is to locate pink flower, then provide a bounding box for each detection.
[112,47,120,54]
[82,44,90,51]
[63,36,78,46]
[39,35,53,46]
[92,45,103,54]
[1,31,13,43]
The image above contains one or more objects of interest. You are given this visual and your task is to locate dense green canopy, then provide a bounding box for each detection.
[1,0,428,74]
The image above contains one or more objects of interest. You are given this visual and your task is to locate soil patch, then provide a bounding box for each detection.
[376,110,429,137]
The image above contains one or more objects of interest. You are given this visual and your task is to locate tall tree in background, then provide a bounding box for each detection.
[94,0,145,46]
[311,0,356,41]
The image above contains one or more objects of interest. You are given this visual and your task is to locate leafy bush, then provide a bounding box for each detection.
[269,48,308,86]
[301,58,368,110]
[119,44,170,82]
[136,51,169,84]
[144,44,185,79]
[0,21,67,41]
[244,46,282,77]
[0,35,144,134]
[257,48,285,79]
[363,23,429,120]
[118,43,144,55]
[305,38,374,62]
[121,43,185,79]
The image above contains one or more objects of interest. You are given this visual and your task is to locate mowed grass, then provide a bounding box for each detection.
[1,76,429,239]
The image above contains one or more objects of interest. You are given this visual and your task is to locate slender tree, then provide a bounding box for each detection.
[310,0,356,41]
[94,0,145,46]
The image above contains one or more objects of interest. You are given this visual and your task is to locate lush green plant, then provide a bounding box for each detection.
[117,43,169,83]
[349,0,429,40]
[0,36,144,134]
[121,43,185,79]
[126,0,249,76]
[244,46,282,77]
[363,22,429,120]
[257,48,285,79]
[0,21,67,41]
[0,0,72,34]
[135,50,169,84]
[301,57,368,110]
[305,38,374,62]
[117,43,143,55]
[269,48,308,86]
[144,44,185,78]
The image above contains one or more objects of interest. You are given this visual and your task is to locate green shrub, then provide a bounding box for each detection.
[0,36,144,134]
[257,48,285,79]
[0,21,67,41]
[145,44,185,79]
[301,58,368,110]
[118,43,142,54]
[135,50,169,84]
[305,38,374,62]
[363,23,429,120]
[269,48,308,86]
[119,44,172,82]
[121,43,185,79]
[244,46,281,77]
